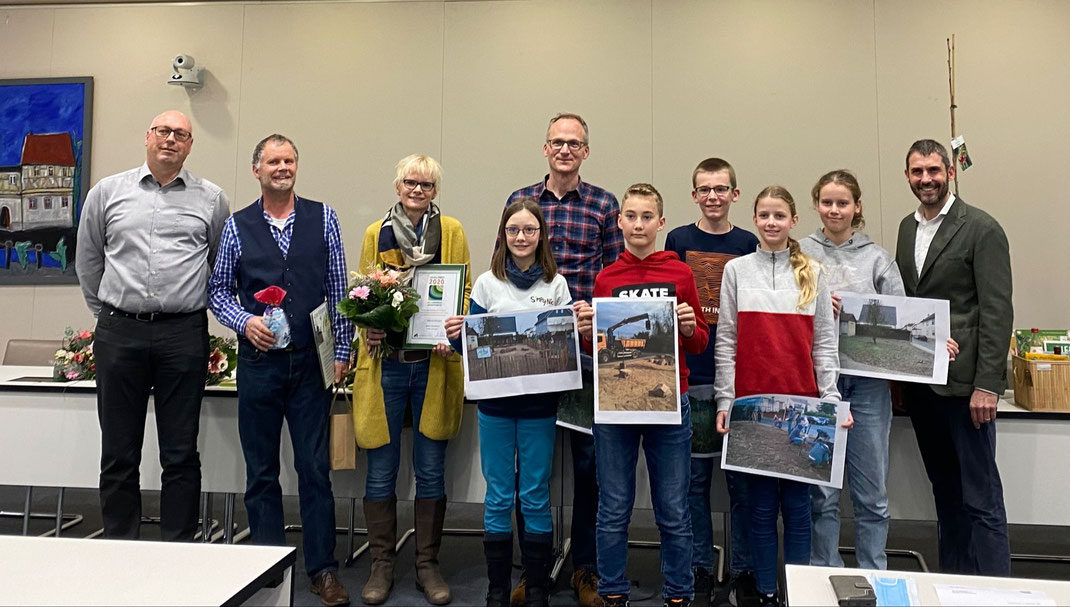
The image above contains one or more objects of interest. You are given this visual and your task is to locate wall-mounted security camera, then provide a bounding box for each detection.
[168,54,204,88]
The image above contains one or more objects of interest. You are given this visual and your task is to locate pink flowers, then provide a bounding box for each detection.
[54,327,96,382]
[349,286,371,300]
[208,348,228,374]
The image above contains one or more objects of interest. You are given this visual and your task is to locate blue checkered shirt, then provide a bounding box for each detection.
[208,197,354,362]
[506,176,623,302]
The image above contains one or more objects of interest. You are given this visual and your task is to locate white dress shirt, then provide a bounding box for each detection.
[913,193,956,278]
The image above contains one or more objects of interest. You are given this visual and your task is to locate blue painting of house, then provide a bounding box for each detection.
[0,77,93,284]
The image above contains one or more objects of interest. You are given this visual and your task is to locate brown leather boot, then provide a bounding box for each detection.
[361,496,397,605]
[414,496,452,605]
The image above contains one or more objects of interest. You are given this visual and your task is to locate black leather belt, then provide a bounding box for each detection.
[384,349,431,363]
[104,305,203,323]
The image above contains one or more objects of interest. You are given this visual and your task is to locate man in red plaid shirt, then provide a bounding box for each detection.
[504,113,623,607]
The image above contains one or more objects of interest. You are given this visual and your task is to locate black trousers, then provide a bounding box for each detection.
[93,307,208,541]
[903,383,1011,575]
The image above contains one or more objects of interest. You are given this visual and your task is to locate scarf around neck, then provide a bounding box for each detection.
[506,256,544,290]
[379,201,442,274]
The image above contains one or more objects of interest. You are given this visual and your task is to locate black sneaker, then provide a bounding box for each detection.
[665,598,691,607]
[728,571,759,607]
[757,592,779,607]
[692,567,712,607]
[601,594,630,607]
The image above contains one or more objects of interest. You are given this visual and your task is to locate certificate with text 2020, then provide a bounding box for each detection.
[404,264,466,349]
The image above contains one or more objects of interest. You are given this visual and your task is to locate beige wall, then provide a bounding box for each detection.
[1,0,1065,354]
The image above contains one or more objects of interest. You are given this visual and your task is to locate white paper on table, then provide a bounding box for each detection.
[933,584,1056,606]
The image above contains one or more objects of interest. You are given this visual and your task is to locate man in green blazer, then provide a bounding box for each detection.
[895,139,1012,576]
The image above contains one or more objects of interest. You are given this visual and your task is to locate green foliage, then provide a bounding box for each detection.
[14,241,31,269]
[48,237,68,271]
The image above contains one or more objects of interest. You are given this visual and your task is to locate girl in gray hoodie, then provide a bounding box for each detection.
[801,170,900,571]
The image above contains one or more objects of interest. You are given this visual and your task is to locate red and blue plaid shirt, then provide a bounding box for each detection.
[506,175,623,303]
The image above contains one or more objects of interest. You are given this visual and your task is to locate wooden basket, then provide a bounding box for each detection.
[1012,355,1070,411]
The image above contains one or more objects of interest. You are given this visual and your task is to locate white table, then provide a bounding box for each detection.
[0,535,294,606]
[785,563,1070,606]
[4,365,1067,523]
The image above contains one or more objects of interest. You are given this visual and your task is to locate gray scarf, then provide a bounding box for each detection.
[385,201,441,269]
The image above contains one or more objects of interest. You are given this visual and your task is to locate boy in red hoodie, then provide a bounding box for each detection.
[587,183,710,607]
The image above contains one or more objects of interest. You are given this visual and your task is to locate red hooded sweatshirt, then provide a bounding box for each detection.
[592,249,710,393]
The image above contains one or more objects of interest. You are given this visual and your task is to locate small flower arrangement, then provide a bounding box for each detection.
[53,327,95,381]
[336,267,420,358]
[206,335,238,386]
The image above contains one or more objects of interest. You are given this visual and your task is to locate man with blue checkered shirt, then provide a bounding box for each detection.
[208,134,354,607]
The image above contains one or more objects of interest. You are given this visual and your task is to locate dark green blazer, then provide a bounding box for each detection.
[895,197,1013,397]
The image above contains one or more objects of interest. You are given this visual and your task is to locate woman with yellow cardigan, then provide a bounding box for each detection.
[354,154,471,606]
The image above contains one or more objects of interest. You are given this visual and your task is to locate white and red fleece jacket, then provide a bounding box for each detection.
[592,249,710,394]
[714,248,841,412]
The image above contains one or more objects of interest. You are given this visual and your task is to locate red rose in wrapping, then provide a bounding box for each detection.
[252,285,292,349]
[254,286,287,306]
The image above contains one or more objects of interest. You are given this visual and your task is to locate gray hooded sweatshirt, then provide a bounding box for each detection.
[798,230,905,296]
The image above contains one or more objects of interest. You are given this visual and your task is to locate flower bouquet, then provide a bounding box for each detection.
[336,267,420,358]
[206,335,238,386]
[255,285,292,349]
[53,327,95,381]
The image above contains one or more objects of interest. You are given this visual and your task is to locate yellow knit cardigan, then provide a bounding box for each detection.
[351,215,471,449]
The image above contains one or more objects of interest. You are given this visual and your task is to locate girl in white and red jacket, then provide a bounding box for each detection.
[714,185,848,606]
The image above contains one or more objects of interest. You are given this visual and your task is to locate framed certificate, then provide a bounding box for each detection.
[404,264,467,349]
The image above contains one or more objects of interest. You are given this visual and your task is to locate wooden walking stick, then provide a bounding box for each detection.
[948,34,959,194]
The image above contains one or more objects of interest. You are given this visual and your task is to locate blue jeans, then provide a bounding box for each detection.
[594,397,693,599]
[689,457,754,574]
[748,475,810,595]
[479,411,556,537]
[365,358,448,500]
[811,376,891,569]
[236,343,337,576]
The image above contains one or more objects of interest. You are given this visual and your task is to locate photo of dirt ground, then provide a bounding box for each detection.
[724,420,832,483]
[839,335,934,377]
[597,355,677,412]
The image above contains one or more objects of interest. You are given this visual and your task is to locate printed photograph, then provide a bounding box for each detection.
[837,292,951,384]
[461,306,582,401]
[688,384,723,457]
[593,297,681,425]
[555,360,594,435]
[721,394,847,488]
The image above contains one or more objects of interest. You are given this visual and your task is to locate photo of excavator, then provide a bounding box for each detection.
[596,313,649,364]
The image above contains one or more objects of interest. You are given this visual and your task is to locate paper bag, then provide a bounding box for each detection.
[330,387,357,470]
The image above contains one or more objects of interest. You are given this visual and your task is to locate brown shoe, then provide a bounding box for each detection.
[414,497,452,605]
[509,574,527,607]
[311,570,350,607]
[572,567,601,607]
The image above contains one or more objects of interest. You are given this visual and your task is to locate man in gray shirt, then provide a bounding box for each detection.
[76,110,230,541]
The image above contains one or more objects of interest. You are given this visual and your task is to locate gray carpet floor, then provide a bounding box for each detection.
[2,486,1068,606]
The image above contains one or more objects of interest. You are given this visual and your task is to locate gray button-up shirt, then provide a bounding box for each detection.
[76,163,230,316]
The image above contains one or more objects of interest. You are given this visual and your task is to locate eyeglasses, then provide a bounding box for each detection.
[402,179,436,191]
[695,185,734,198]
[505,226,540,238]
[150,126,192,142]
[546,139,587,152]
